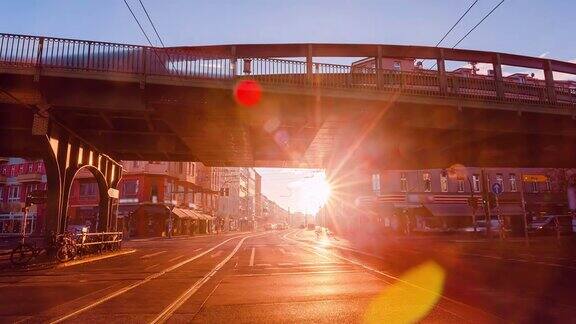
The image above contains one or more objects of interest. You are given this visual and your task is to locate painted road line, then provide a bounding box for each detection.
[232,270,359,277]
[277,262,292,266]
[193,248,202,252]
[249,247,255,266]
[144,264,160,271]
[168,255,185,263]
[48,234,246,324]
[279,248,286,254]
[140,251,167,259]
[150,232,268,324]
[211,251,224,258]
[282,234,502,322]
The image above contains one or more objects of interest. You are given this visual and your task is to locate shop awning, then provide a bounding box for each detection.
[496,203,524,216]
[171,208,199,219]
[424,203,473,217]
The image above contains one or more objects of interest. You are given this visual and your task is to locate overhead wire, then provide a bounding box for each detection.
[428,0,507,70]
[434,0,480,47]
[123,0,177,73]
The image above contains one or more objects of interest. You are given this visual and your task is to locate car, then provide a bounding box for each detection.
[66,224,89,234]
[529,215,573,235]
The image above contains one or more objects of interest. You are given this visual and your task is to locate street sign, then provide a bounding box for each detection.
[108,188,119,199]
[522,174,548,182]
[491,183,503,196]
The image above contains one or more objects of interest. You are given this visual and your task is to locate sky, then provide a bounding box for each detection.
[2,0,575,213]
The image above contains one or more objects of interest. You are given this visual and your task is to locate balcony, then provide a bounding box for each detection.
[16,173,43,182]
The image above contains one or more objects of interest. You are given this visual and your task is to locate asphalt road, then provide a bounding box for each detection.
[0,229,574,323]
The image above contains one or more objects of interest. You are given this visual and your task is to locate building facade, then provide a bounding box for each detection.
[324,164,575,235]
[0,158,47,235]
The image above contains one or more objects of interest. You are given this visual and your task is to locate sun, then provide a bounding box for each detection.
[301,173,332,213]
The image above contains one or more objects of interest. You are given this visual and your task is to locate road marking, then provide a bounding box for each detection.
[193,248,202,252]
[48,234,246,324]
[282,232,502,322]
[277,262,292,266]
[145,264,160,271]
[256,263,272,267]
[232,270,358,277]
[249,247,255,266]
[140,251,167,259]
[168,255,185,263]
[150,232,268,324]
[211,250,224,258]
[279,248,286,254]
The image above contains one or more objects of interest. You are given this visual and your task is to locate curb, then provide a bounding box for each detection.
[56,249,137,268]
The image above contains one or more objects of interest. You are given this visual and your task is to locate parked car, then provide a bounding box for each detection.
[66,225,89,234]
[461,219,507,233]
[529,215,573,235]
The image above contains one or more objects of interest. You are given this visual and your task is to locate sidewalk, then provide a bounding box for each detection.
[298,227,576,260]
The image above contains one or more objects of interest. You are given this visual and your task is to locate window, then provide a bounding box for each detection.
[423,172,431,192]
[545,179,552,191]
[509,174,517,192]
[457,177,465,193]
[132,161,140,167]
[371,174,381,193]
[27,184,38,193]
[472,174,480,192]
[531,181,539,193]
[79,182,97,197]
[8,186,20,201]
[28,164,33,172]
[440,172,448,192]
[123,180,138,196]
[496,173,504,191]
[179,162,184,173]
[393,61,401,71]
[400,172,407,192]
[37,163,43,173]
[0,187,3,200]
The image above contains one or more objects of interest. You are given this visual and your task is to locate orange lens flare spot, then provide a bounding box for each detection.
[234,79,262,107]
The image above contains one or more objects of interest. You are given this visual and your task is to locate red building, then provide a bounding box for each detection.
[0,158,47,235]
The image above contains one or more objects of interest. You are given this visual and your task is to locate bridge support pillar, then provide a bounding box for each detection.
[42,121,123,235]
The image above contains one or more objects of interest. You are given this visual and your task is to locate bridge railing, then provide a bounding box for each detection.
[1,33,575,108]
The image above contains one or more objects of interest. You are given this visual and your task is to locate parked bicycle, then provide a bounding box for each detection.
[10,234,58,267]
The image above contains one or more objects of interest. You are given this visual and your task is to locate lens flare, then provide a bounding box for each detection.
[234,79,262,107]
[363,261,445,324]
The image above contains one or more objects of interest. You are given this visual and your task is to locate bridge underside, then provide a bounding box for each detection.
[1,72,576,170]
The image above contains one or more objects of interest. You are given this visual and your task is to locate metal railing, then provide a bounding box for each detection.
[1,33,575,108]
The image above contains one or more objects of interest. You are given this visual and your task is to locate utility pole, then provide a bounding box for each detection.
[481,169,492,238]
